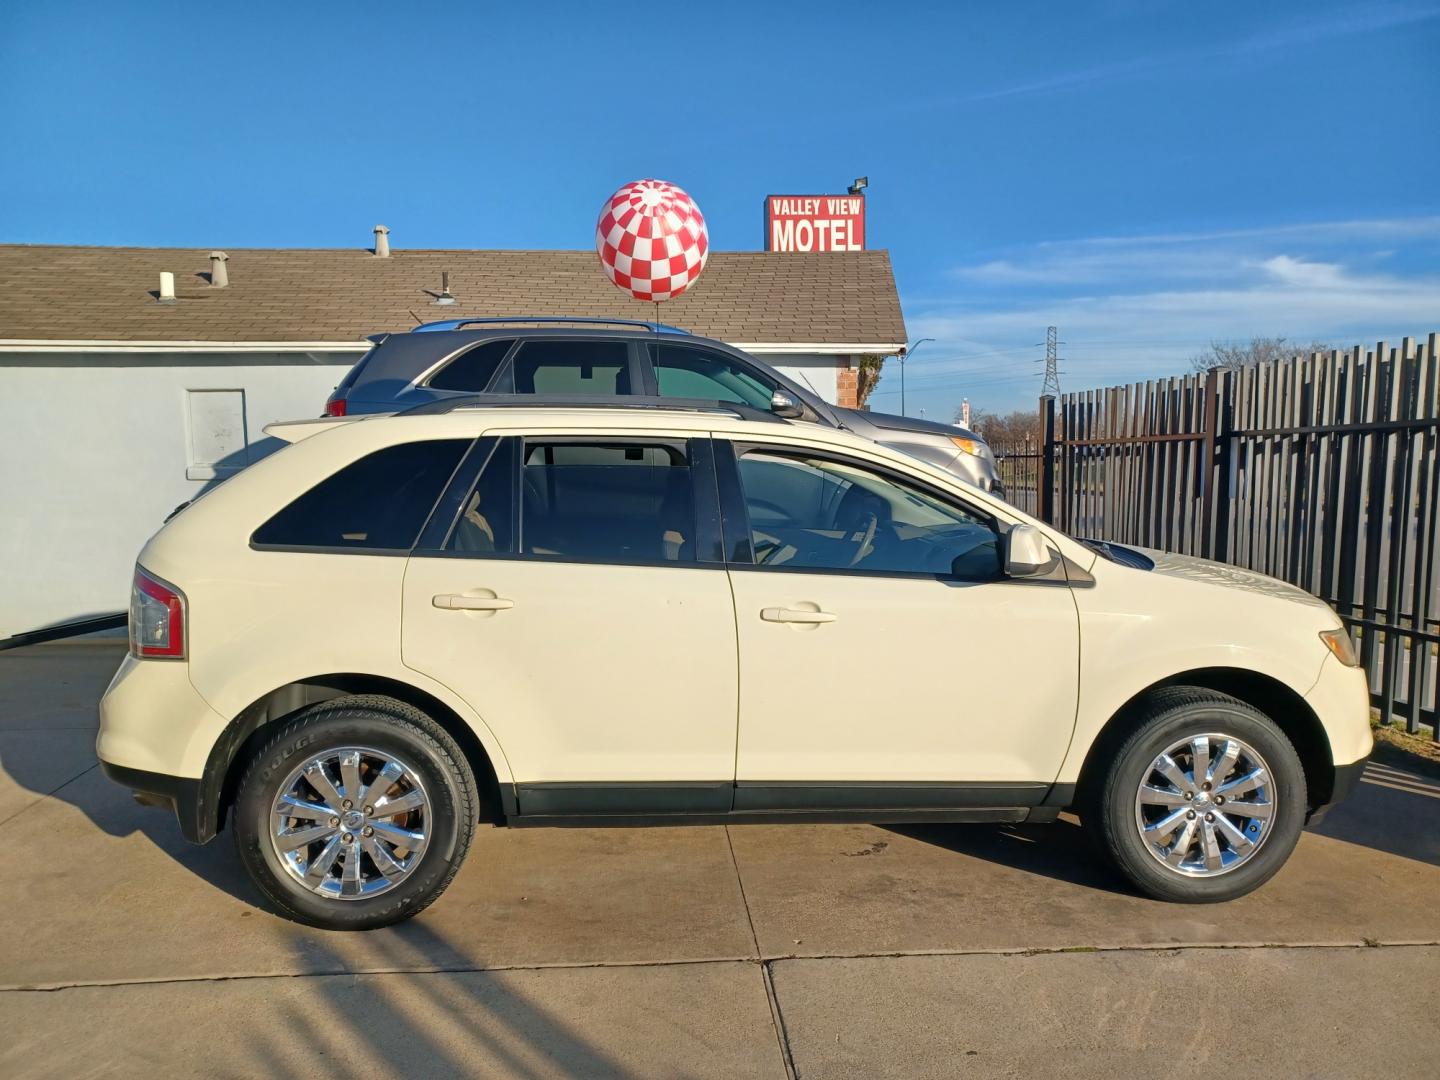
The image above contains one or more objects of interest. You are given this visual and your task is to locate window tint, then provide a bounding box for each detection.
[253,440,468,550]
[445,438,516,555]
[735,451,1001,580]
[511,341,631,395]
[648,344,774,408]
[520,441,695,563]
[427,339,513,392]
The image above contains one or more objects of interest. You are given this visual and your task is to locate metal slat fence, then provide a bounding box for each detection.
[1033,334,1439,737]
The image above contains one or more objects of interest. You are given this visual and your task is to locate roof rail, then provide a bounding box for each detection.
[410,316,692,335]
[397,394,785,423]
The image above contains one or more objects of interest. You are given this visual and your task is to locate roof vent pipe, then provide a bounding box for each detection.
[433,270,456,305]
[157,271,176,304]
[373,224,390,258]
[208,251,229,288]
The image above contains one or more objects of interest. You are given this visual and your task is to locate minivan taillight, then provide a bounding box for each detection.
[130,568,186,659]
[324,396,347,417]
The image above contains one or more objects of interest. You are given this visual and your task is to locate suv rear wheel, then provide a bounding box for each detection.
[232,695,477,930]
[1086,688,1307,903]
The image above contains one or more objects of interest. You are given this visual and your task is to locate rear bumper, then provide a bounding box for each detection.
[97,654,230,778]
[100,760,211,843]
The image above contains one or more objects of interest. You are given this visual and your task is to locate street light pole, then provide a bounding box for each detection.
[900,338,933,417]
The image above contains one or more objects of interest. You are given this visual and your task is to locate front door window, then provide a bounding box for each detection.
[735,450,1002,580]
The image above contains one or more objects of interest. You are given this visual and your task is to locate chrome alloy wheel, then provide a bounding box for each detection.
[1133,733,1275,877]
[269,746,431,900]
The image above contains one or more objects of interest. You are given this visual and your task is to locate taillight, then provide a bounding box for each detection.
[130,567,186,659]
[324,396,347,417]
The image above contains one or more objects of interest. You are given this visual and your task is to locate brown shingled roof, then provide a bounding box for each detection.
[0,245,906,346]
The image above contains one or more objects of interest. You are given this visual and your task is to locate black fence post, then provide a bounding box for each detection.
[1039,395,1056,525]
[1200,367,1232,561]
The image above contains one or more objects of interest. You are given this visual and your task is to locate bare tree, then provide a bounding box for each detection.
[959,406,1042,445]
[1189,336,1331,373]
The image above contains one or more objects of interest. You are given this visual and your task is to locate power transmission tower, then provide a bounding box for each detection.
[1039,326,1062,396]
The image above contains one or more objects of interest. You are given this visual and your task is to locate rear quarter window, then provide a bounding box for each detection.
[427,339,514,392]
[252,439,470,550]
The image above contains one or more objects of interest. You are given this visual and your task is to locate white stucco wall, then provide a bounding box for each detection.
[0,346,849,639]
[748,352,841,406]
[0,352,362,638]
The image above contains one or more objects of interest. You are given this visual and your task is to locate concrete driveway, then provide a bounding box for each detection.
[1,642,1437,1078]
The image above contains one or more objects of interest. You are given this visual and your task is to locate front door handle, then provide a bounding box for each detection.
[760,606,837,624]
[433,593,514,611]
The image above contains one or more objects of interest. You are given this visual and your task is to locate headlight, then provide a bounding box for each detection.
[1319,627,1359,667]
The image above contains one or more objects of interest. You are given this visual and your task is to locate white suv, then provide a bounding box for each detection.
[99,403,1372,930]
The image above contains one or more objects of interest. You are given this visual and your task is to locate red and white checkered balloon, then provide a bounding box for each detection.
[595,179,709,302]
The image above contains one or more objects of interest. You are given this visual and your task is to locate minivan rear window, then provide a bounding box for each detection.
[428,339,514,392]
[252,440,470,551]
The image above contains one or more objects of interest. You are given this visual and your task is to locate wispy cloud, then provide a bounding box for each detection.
[883,215,1440,413]
[946,217,1440,290]
[919,5,1440,111]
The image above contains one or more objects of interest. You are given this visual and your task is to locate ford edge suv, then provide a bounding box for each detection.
[99,401,1370,930]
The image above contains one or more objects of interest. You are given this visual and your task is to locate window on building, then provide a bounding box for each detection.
[647,344,775,408]
[734,450,1001,580]
[510,341,632,395]
[427,339,514,392]
[252,440,469,550]
[513,441,696,563]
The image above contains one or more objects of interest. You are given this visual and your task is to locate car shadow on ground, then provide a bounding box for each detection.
[891,756,1440,884]
[886,817,1136,893]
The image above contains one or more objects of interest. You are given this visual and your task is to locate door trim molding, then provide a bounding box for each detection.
[511,779,1061,821]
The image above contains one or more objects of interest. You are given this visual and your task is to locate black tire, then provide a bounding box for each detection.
[1083,687,1307,903]
[232,694,477,930]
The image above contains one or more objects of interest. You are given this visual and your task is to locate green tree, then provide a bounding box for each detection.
[856,353,886,408]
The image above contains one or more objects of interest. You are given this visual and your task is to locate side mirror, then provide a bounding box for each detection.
[770,390,804,419]
[1005,523,1060,578]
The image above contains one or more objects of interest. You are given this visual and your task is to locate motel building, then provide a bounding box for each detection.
[0,218,906,639]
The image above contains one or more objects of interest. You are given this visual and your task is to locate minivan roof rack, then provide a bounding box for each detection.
[410,316,692,335]
[397,394,785,423]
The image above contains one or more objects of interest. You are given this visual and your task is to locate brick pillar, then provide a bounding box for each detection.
[835,359,859,408]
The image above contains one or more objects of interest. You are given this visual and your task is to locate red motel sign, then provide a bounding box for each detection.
[764,194,866,252]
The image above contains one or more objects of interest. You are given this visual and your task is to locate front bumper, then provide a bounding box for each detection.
[1305,756,1368,827]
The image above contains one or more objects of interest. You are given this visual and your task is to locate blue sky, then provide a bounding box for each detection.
[2,1,1437,417]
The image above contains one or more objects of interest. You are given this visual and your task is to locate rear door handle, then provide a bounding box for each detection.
[432,593,514,611]
[760,607,837,624]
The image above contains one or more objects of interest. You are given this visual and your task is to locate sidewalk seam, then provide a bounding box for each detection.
[725,824,797,1079]
[7,940,1437,994]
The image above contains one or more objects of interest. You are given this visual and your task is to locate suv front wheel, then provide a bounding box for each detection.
[232,695,478,930]
[1086,688,1307,903]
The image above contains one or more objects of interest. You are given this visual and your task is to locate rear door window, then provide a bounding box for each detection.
[253,440,469,550]
[427,339,514,392]
[518,440,695,563]
[509,340,632,395]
